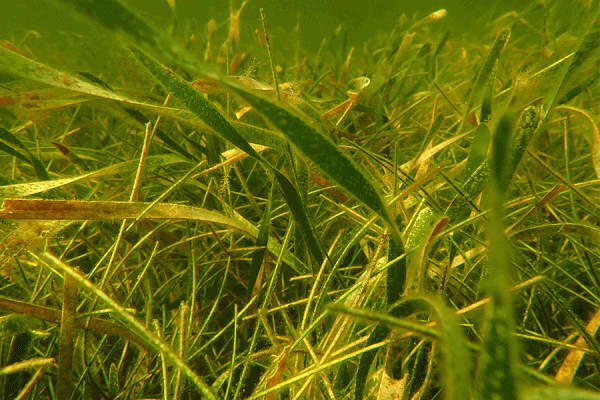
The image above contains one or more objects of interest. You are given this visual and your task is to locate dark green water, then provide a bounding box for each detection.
[123,0,527,51]
[2,0,527,57]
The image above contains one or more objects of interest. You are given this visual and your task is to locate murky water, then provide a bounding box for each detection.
[1,0,527,57]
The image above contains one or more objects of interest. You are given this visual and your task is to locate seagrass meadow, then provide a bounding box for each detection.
[0,0,599,399]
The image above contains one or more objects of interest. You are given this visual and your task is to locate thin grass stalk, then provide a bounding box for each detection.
[38,252,219,400]
[56,272,77,400]
[224,304,238,400]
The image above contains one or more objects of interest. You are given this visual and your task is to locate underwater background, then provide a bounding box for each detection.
[2,0,527,55]
[0,0,599,399]
[121,0,528,50]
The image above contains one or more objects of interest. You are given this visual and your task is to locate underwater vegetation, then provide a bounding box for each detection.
[0,0,599,399]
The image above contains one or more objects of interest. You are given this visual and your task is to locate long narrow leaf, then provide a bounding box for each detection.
[1,199,307,274]
[127,45,325,266]
[0,46,197,161]
[543,11,600,120]
[465,124,490,178]
[506,105,541,183]
[127,46,260,159]
[40,252,219,400]
[0,127,48,180]
[0,141,30,165]
[458,27,510,134]
[477,112,519,400]
[247,176,274,302]
[216,73,400,242]
[554,13,600,109]
[353,301,413,400]
[0,154,184,198]
[327,303,439,338]
[409,296,472,400]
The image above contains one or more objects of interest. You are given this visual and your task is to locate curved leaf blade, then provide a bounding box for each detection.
[127,45,260,160]
[1,198,307,274]
[410,296,473,400]
[0,127,49,180]
[217,77,397,238]
[126,46,325,266]
[40,252,219,400]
